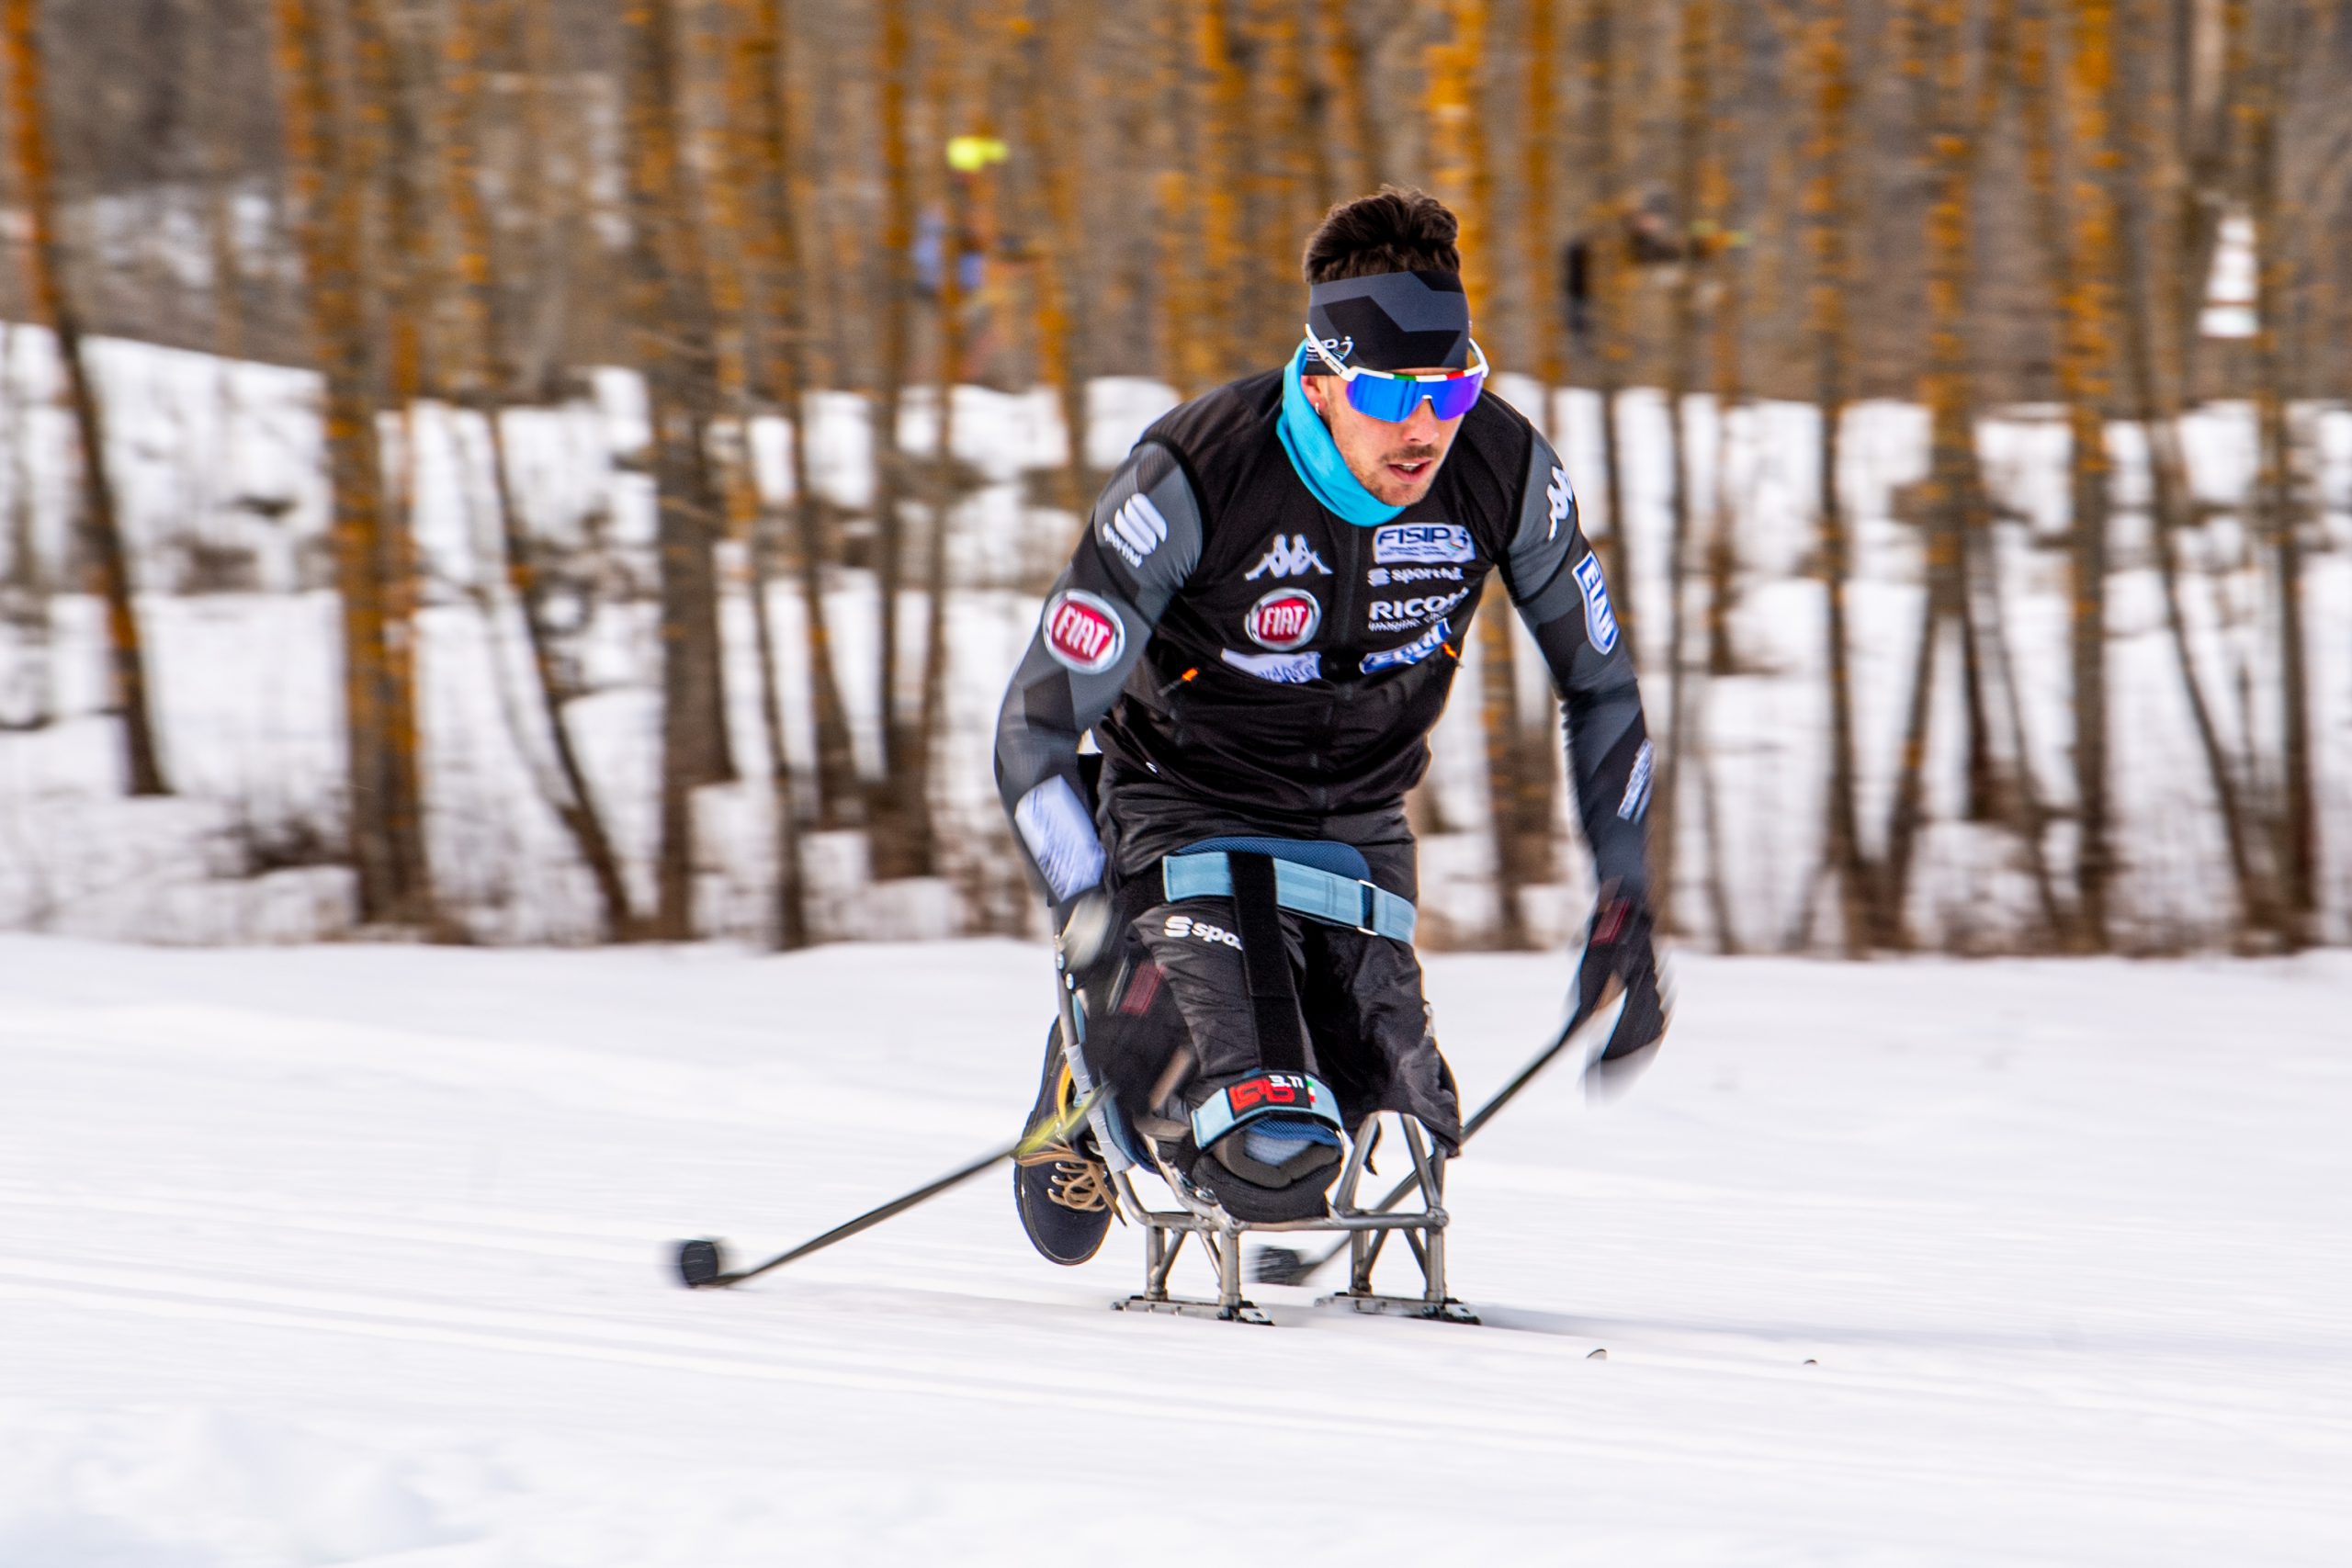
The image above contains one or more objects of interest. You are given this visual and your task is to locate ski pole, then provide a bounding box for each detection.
[1252,1010,1589,1287]
[676,1090,1092,1290]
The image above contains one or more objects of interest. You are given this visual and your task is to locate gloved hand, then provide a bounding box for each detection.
[1568,881,1668,1095]
[1054,887,1120,996]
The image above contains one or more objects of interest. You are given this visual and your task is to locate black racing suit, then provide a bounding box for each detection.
[993,367,1652,1149]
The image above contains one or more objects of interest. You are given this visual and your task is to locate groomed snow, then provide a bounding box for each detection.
[3,937,2347,1564]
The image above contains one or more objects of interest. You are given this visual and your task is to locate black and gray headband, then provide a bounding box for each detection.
[1304,268,1473,372]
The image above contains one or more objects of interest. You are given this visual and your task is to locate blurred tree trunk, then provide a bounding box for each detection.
[1880,0,1981,946]
[1804,0,1872,951]
[1313,0,1373,197]
[1194,0,1247,382]
[2109,0,2270,938]
[2041,0,2119,949]
[729,0,860,832]
[272,0,438,926]
[445,0,638,942]
[1154,0,1203,392]
[1695,0,1747,952]
[1521,0,1564,394]
[5,0,170,797]
[619,0,733,938]
[1584,0,1635,650]
[867,0,919,874]
[1013,0,1090,514]
[2244,5,2313,942]
[1652,0,1713,938]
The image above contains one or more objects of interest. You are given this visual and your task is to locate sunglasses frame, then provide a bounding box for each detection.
[1302,329,1491,423]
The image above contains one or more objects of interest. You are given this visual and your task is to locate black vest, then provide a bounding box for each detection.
[1095,368,1537,818]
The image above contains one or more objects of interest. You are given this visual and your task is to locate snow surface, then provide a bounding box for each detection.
[4,935,2348,1564]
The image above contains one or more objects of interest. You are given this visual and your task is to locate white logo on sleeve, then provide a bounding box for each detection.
[1545,467,1574,541]
[1244,534,1333,580]
[1619,739,1654,821]
[1100,492,1169,569]
[1573,553,1619,655]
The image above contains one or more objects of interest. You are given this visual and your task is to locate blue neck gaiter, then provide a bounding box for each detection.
[1278,346,1405,527]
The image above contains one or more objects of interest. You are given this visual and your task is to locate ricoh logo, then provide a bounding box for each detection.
[1367,587,1468,630]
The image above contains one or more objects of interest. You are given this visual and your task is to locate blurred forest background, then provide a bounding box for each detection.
[0,0,2346,956]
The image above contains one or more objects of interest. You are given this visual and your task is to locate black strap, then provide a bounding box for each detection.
[1227,852,1307,1074]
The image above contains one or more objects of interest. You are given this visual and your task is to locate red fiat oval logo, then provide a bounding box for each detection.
[1245,588,1321,651]
[1042,589,1125,673]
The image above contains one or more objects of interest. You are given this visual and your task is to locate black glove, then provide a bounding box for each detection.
[1567,882,1668,1095]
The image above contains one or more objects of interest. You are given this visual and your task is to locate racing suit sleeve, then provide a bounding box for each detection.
[993,441,1204,905]
[1494,430,1654,900]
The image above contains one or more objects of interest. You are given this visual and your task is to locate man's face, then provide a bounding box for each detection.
[1301,371,1466,507]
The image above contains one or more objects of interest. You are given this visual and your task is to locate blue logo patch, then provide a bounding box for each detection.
[1573,553,1618,655]
[1360,618,1452,675]
[1373,522,1476,565]
[1221,649,1323,684]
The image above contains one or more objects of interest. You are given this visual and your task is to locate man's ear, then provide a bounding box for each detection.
[1300,375,1330,417]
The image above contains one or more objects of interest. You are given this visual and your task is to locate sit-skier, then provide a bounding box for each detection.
[992,186,1668,1264]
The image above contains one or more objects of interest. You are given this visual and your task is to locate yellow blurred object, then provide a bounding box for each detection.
[947,135,1008,173]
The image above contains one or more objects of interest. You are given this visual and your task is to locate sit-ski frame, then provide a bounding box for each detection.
[1106,1111,1477,1327]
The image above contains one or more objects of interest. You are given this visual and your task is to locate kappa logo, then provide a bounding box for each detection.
[1163,912,1242,950]
[1041,589,1126,673]
[1367,587,1469,631]
[1221,648,1323,684]
[1367,565,1464,587]
[1245,533,1333,580]
[1361,618,1452,675]
[1099,491,1169,569]
[1245,587,1321,651]
[1372,521,1476,565]
[1545,466,1574,541]
[1573,552,1619,655]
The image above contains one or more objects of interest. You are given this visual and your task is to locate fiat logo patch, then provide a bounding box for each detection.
[1245,587,1321,651]
[1042,589,1125,673]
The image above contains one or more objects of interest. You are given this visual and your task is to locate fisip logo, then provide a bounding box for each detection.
[1042,590,1125,673]
[1245,588,1321,651]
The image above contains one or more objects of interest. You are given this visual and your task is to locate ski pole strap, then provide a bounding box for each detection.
[1160,851,1418,944]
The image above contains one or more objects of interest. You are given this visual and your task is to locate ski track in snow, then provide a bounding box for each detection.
[2,937,2348,1564]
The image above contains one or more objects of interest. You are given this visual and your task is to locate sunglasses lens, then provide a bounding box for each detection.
[1342,369,1485,423]
[1424,373,1485,420]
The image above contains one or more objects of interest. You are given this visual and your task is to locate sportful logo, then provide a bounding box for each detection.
[1099,491,1169,569]
[1245,588,1321,651]
[1619,739,1654,822]
[1163,912,1242,950]
[1573,553,1619,655]
[1372,522,1476,565]
[1367,587,1469,631]
[1367,565,1464,587]
[1545,466,1574,541]
[1041,589,1126,673]
[1361,618,1451,675]
[1221,649,1323,684]
[1245,533,1334,581]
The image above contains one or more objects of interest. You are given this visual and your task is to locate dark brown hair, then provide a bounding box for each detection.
[1301,186,1463,284]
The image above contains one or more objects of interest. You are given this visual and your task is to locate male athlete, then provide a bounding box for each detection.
[992,187,1666,1265]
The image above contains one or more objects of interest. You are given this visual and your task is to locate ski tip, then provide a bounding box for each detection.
[675,1237,729,1290]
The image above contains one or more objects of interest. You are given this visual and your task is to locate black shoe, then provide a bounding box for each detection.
[1013,1025,1115,1266]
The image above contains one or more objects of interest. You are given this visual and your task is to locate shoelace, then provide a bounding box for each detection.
[1044,1158,1114,1214]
